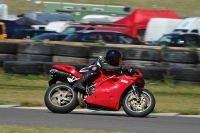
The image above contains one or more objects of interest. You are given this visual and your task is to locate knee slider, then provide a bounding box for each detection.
[90,66,100,75]
[91,66,98,72]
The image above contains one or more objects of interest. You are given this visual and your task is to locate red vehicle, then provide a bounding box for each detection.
[61,24,128,35]
[44,64,155,117]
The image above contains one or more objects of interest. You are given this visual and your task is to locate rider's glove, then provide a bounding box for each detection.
[120,65,130,71]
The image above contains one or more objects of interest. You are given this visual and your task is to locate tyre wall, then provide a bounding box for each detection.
[0,41,200,82]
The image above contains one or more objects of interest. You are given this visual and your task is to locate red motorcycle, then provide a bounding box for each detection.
[44,64,156,117]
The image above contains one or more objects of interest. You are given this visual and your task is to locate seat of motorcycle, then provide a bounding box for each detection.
[74,65,87,71]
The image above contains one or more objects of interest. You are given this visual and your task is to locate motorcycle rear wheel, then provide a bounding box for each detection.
[122,88,155,117]
[44,83,78,113]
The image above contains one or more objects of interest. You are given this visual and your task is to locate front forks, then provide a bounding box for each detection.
[131,84,140,102]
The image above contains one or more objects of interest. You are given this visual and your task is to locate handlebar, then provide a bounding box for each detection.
[120,64,139,76]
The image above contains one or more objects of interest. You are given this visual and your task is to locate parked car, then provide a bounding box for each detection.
[61,24,128,35]
[24,12,74,24]
[147,33,200,47]
[173,17,200,34]
[31,33,68,41]
[45,21,72,33]
[11,29,57,39]
[62,30,143,45]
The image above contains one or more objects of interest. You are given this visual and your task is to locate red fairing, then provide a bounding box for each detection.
[52,64,82,78]
[135,68,145,88]
[52,64,145,111]
[85,69,144,111]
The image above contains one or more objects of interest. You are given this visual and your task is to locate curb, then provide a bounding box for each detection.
[0,105,199,118]
[0,106,180,116]
[178,115,200,118]
[0,104,20,108]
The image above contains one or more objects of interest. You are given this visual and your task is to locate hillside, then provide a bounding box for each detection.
[4,0,200,17]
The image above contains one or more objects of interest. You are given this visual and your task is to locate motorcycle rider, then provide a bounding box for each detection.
[73,49,130,91]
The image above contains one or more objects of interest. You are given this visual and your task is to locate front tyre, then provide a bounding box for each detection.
[122,88,155,117]
[44,83,78,113]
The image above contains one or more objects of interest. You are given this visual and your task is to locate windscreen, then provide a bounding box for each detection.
[31,33,54,40]
[156,34,179,43]
[61,27,84,34]
[63,33,79,41]
[173,29,188,33]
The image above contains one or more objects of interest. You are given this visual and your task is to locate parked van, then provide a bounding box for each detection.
[173,17,200,34]
[45,21,72,33]
[31,25,47,30]
[61,23,128,35]
[0,22,6,39]
[24,12,75,24]
[144,18,183,43]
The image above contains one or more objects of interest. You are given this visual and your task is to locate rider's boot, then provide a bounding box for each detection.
[73,72,91,92]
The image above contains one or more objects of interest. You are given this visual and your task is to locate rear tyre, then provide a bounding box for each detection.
[122,88,155,117]
[44,83,78,113]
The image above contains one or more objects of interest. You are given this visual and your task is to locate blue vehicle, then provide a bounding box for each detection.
[11,29,57,39]
[24,12,74,24]
[62,30,143,45]
[31,33,68,41]
[0,17,44,38]
[147,33,200,47]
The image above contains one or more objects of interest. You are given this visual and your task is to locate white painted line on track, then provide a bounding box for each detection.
[1,105,200,118]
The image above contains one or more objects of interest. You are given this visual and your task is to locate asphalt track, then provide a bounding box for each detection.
[0,106,200,133]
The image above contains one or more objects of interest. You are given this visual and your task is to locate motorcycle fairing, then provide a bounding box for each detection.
[51,64,144,110]
[52,64,82,78]
[85,75,137,111]
[134,69,145,88]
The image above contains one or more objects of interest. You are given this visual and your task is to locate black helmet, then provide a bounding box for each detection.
[105,49,122,66]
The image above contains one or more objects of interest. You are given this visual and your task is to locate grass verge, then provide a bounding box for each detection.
[0,69,200,115]
[0,125,130,133]
[4,0,200,17]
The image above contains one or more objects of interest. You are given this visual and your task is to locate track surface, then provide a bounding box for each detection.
[0,108,200,133]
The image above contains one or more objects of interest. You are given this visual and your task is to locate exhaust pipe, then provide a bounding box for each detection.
[50,69,73,78]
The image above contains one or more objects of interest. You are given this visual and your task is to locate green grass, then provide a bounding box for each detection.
[4,0,200,17]
[145,79,200,115]
[0,125,130,133]
[0,68,200,115]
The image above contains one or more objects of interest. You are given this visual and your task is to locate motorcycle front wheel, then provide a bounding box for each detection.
[122,88,155,117]
[44,83,78,113]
